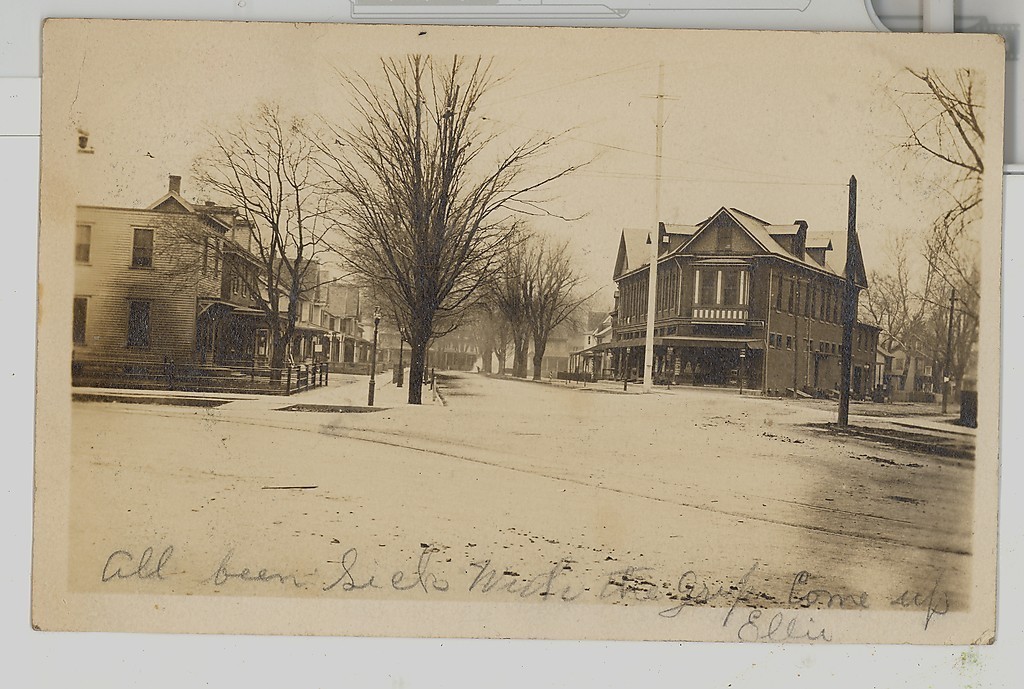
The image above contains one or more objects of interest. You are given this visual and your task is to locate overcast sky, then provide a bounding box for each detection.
[46,20,1005,306]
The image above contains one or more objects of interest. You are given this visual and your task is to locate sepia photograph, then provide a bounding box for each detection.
[33,19,1004,642]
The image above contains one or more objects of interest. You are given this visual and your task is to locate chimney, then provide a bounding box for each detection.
[168,175,182,195]
[793,219,808,259]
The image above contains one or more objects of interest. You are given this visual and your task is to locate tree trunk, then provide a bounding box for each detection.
[497,348,507,374]
[481,345,493,374]
[531,336,547,381]
[407,338,427,405]
[512,333,529,379]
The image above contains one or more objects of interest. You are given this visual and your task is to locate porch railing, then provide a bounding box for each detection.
[71,359,330,396]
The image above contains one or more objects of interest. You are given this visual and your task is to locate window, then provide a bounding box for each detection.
[721,270,740,305]
[213,239,221,276]
[717,226,733,251]
[126,300,151,347]
[202,237,209,273]
[775,276,783,310]
[785,335,793,350]
[787,279,795,313]
[131,228,153,268]
[699,270,717,304]
[75,225,91,263]
[72,297,87,344]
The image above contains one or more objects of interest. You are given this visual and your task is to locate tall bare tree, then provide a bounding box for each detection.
[192,103,335,372]
[896,68,984,303]
[886,67,986,392]
[319,55,579,403]
[523,237,591,381]
[489,238,533,378]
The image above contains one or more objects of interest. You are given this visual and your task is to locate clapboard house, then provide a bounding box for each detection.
[73,175,232,371]
[611,207,879,396]
[72,175,363,390]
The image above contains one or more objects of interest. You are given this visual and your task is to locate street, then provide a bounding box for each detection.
[70,373,973,618]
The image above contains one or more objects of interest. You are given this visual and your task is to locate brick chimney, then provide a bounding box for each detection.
[168,175,182,194]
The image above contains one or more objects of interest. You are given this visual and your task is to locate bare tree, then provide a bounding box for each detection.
[489,238,533,379]
[318,55,580,404]
[888,67,986,392]
[523,237,592,381]
[192,103,334,371]
[465,300,512,374]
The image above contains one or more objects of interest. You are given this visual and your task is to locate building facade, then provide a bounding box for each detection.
[72,176,374,387]
[610,207,877,396]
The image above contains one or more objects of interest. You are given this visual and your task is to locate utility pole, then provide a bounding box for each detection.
[838,176,858,427]
[942,288,956,414]
[643,62,676,392]
[367,306,381,406]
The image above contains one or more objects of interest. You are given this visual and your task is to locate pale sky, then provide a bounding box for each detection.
[45,20,1006,306]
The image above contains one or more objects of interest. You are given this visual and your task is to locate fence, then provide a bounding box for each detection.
[71,359,329,395]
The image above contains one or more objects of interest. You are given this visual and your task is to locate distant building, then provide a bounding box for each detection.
[609,207,877,396]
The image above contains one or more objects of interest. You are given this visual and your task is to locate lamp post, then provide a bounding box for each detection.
[367,306,381,406]
[739,346,746,395]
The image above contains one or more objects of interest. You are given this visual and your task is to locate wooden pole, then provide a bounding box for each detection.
[942,288,956,414]
[643,62,666,392]
[838,176,858,427]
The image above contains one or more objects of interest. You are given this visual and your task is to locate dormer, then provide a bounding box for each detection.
[805,233,834,267]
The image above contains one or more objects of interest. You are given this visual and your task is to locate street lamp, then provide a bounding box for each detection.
[367,306,381,406]
[739,346,747,395]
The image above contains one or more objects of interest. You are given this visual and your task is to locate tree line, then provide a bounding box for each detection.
[863,67,985,397]
[185,55,587,403]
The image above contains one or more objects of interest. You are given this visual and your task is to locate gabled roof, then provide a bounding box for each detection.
[147,190,195,214]
[613,226,653,279]
[615,206,869,288]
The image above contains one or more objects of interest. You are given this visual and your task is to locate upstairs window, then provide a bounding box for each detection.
[131,228,153,268]
[75,224,91,263]
[721,270,740,305]
[698,270,717,305]
[717,226,733,252]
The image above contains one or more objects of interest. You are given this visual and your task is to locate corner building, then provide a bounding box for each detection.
[611,207,878,396]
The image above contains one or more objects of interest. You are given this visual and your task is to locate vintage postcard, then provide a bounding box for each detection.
[34,19,1004,642]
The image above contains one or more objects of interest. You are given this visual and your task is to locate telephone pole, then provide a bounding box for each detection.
[942,288,956,414]
[838,176,858,428]
[643,62,675,392]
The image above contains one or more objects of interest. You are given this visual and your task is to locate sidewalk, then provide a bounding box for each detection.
[72,369,441,412]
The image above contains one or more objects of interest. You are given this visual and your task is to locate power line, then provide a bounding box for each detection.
[481,114,845,186]
[486,60,660,107]
[552,168,849,188]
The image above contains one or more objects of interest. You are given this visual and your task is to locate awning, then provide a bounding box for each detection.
[197,299,266,319]
[196,299,237,319]
[571,343,611,356]
[294,322,331,334]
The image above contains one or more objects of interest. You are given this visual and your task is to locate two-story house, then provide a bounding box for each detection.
[611,206,877,396]
[73,175,234,378]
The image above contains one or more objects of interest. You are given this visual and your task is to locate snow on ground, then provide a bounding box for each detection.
[69,372,972,622]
